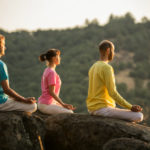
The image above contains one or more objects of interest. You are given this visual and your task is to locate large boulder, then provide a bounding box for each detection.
[45,113,150,150]
[0,112,150,150]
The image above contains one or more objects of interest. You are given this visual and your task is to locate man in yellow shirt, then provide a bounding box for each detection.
[86,40,143,122]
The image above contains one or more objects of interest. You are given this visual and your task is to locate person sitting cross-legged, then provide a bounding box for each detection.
[0,34,37,113]
[86,40,143,122]
[38,49,75,114]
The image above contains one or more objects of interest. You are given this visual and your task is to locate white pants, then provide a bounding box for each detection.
[0,97,37,113]
[38,100,73,114]
[90,107,143,122]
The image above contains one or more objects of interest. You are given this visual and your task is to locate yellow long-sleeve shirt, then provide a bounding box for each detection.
[86,61,132,112]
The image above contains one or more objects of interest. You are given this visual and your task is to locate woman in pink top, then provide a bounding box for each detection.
[38,49,75,114]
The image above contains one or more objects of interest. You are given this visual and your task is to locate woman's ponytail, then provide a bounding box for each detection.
[39,48,60,62]
[39,53,46,62]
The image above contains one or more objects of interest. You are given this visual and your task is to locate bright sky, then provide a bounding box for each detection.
[0,0,150,31]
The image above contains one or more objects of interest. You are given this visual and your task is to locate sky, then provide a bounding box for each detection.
[0,0,150,31]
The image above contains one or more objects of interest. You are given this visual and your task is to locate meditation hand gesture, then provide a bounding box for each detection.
[23,97,37,104]
[131,105,143,112]
[63,103,76,110]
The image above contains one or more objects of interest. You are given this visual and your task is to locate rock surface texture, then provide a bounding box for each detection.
[0,112,150,150]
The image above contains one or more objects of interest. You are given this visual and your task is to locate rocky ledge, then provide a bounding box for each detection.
[0,111,150,150]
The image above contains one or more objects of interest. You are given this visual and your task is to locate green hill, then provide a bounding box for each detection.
[1,12,150,125]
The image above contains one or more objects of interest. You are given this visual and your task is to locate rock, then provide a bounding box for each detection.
[103,138,150,150]
[0,111,45,150]
[45,113,150,150]
[0,112,150,150]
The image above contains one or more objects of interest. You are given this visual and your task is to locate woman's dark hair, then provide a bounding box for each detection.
[39,48,60,62]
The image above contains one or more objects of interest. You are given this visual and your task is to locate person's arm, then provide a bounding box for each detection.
[1,80,36,104]
[49,85,64,105]
[47,71,75,110]
[103,65,132,109]
[49,85,75,110]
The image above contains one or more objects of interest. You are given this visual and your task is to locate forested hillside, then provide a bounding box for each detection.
[1,12,150,125]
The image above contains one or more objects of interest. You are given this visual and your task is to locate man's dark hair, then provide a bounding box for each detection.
[99,40,114,52]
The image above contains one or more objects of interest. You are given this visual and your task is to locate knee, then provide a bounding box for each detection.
[135,112,143,122]
[37,103,45,113]
[61,108,74,114]
[27,103,37,113]
[68,110,74,114]
[60,108,74,114]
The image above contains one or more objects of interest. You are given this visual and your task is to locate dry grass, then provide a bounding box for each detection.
[116,69,135,90]
[114,50,149,90]
[114,50,134,63]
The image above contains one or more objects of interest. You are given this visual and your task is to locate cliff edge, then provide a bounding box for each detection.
[0,112,150,150]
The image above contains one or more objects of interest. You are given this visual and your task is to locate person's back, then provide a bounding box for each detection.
[38,67,61,105]
[87,61,116,112]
